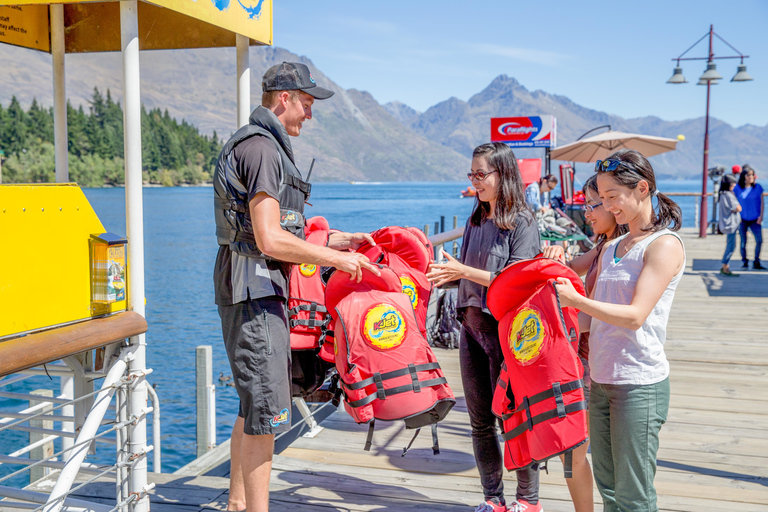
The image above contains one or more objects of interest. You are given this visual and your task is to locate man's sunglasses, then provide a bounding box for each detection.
[581,202,603,213]
[595,159,630,173]
[467,170,498,182]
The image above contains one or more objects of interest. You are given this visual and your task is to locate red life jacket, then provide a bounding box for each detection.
[487,257,588,474]
[325,265,455,453]
[288,216,332,350]
[355,226,434,338]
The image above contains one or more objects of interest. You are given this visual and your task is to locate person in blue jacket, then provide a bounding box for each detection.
[733,165,764,270]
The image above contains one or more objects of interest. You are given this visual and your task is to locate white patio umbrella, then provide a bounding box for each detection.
[550,130,679,162]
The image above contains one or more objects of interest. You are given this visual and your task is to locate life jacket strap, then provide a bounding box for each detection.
[431,423,440,455]
[501,379,584,420]
[364,420,375,451]
[501,400,587,442]
[289,302,331,329]
[214,196,248,213]
[401,427,421,457]
[345,375,448,409]
[564,449,573,479]
[216,226,255,244]
[342,362,442,391]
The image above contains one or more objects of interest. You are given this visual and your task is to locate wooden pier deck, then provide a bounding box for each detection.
[21,228,768,511]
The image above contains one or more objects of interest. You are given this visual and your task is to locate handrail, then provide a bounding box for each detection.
[428,226,465,246]
[0,312,147,378]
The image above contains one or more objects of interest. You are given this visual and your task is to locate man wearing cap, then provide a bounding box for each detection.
[213,62,378,512]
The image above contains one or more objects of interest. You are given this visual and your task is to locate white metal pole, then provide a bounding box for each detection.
[42,357,128,512]
[236,33,250,128]
[50,4,68,182]
[120,2,149,512]
[59,376,74,462]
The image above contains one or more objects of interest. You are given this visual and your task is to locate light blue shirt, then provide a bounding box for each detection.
[525,182,542,211]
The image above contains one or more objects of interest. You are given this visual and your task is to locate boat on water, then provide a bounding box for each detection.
[461,186,477,197]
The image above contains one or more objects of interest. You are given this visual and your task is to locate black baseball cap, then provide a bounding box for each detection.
[262,62,334,100]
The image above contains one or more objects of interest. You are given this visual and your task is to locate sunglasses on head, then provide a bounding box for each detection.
[595,159,631,173]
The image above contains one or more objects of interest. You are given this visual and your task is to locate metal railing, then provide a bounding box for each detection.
[0,344,159,512]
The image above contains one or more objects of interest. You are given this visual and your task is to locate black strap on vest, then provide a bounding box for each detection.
[502,401,587,442]
[342,363,447,409]
[288,301,333,344]
[564,449,573,478]
[500,379,587,442]
[364,420,375,451]
[402,428,421,457]
[400,423,441,457]
[501,379,584,420]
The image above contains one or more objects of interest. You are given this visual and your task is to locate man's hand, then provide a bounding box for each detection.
[333,251,380,282]
[327,232,376,252]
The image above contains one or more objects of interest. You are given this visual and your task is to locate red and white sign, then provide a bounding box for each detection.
[491,116,556,148]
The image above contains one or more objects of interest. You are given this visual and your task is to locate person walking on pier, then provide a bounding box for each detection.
[427,142,543,512]
[213,62,379,512]
[719,174,742,276]
[554,149,685,512]
[734,165,764,270]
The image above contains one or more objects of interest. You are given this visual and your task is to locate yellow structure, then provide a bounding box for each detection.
[0,0,272,52]
[0,183,129,337]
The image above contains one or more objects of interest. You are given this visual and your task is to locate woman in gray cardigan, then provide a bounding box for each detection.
[719,174,742,276]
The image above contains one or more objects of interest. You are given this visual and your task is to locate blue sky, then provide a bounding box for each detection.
[274,0,767,128]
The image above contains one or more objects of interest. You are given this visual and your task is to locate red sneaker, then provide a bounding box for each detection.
[507,500,542,512]
[475,500,507,512]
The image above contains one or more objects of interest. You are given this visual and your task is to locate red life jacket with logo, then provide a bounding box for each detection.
[325,265,455,452]
[355,226,434,338]
[318,225,434,362]
[288,216,333,350]
[487,257,588,473]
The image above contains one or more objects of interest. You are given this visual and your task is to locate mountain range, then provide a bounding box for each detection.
[1,44,766,181]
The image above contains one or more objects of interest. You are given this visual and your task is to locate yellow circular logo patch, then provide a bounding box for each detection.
[299,264,317,277]
[509,308,545,366]
[363,303,406,350]
[399,276,418,310]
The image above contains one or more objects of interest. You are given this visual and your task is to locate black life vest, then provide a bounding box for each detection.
[325,266,455,454]
[213,106,310,259]
[487,257,588,474]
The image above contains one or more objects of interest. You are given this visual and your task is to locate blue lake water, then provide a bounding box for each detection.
[0,179,711,483]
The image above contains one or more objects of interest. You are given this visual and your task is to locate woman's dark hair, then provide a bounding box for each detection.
[470,143,531,230]
[596,148,682,232]
[583,174,628,244]
[738,167,755,189]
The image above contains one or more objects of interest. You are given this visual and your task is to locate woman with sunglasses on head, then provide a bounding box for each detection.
[733,165,764,270]
[553,149,685,512]
[541,174,627,512]
[427,142,542,512]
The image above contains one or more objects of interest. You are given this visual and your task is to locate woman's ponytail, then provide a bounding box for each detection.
[651,192,682,232]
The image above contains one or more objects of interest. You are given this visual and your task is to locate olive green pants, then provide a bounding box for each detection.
[589,378,670,512]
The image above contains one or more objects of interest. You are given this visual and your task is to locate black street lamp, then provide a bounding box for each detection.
[667,24,753,238]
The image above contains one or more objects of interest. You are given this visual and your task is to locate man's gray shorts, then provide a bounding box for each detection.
[219,297,292,436]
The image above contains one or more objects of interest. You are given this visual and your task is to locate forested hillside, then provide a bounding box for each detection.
[0,89,222,186]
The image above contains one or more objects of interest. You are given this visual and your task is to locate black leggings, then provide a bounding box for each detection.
[460,310,540,505]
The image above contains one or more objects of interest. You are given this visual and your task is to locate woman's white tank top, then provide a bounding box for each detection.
[589,229,685,385]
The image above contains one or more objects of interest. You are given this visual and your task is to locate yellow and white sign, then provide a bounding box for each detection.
[0,5,49,52]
